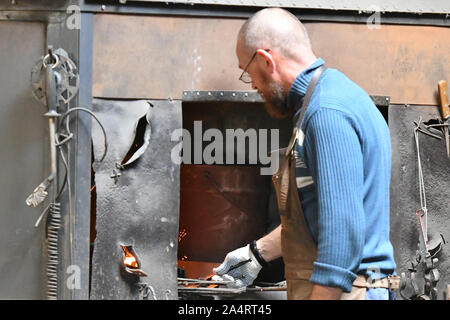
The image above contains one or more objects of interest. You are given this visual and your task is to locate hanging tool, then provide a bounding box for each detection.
[413,121,442,140]
[28,46,107,300]
[415,209,439,300]
[43,49,63,300]
[399,121,444,300]
[28,46,79,300]
[438,80,450,158]
[413,118,429,237]
[416,210,431,269]
[44,47,60,191]
[27,47,80,210]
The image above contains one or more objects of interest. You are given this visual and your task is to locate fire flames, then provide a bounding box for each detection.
[124,255,138,268]
[121,246,139,269]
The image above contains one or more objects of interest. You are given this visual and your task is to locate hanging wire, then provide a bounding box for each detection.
[52,105,108,228]
[51,105,108,300]
[413,117,427,240]
[57,107,108,162]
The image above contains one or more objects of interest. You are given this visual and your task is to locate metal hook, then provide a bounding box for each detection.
[43,53,60,69]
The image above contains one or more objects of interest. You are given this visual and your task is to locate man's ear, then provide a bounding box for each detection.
[256,49,276,74]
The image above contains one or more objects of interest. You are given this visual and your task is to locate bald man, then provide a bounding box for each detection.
[213,8,397,300]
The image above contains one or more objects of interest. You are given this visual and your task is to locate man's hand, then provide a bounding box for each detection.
[212,244,262,288]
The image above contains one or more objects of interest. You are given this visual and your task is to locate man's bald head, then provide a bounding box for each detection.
[237,8,312,60]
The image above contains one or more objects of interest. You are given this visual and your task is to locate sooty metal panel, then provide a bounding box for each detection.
[0,21,47,299]
[389,104,450,300]
[90,98,181,300]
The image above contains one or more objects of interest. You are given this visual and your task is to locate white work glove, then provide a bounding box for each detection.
[212,244,262,288]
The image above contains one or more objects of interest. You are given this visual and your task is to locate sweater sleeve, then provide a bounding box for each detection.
[303,108,365,293]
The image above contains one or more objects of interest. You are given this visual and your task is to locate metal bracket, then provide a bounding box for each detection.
[183,90,390,108]
[183,90,264,103]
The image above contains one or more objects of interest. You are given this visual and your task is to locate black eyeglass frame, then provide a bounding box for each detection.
[238,51,257,84]
[238,49,270,84]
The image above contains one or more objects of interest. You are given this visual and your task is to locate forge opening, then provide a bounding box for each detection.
[177,95,292,286]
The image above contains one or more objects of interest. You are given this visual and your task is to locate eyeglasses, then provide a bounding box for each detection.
[238,51,258,84]
[238,49,270,84]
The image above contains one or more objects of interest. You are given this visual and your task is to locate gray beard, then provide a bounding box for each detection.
[263,81,291,119]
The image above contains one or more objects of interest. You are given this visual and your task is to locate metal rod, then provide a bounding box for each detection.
[246,286,287,292]
[49,118,57,181]
[178,277,233,285]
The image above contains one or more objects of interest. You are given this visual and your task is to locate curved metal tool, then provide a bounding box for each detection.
[31,48,79,108]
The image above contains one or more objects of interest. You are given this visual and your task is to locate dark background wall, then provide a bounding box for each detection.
[0,21,47,299]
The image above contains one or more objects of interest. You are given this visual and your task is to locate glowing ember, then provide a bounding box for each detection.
[121,245,139,269]
[124,255,138,268]
[178,229,187,242]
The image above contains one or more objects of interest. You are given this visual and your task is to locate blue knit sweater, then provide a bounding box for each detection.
[287,58,396,292]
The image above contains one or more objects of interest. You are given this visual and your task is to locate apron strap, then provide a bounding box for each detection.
[286,65,327,156]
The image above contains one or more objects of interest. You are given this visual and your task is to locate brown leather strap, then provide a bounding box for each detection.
[279,154,291,213]
[286,65,327,156]
[352,275,401,290]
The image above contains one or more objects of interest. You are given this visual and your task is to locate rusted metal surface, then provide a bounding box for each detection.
[77,3,450,27]
[93,14,450,105]
[179,164,270,263]
[93,15,247,99]
[308,23,450,105]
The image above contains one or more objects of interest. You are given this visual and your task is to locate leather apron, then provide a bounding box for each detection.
[271,66,366,300]
[272,147,317,299]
